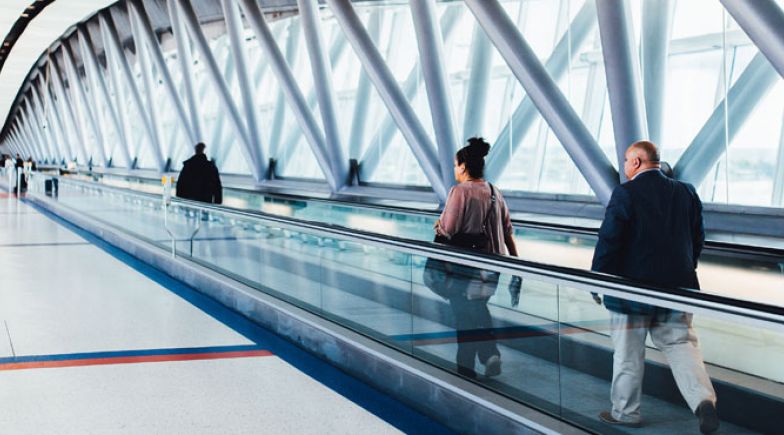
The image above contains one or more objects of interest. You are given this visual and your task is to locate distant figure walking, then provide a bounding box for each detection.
[592,141,718,434]
[14,154,26,192]
[176,143,222,204]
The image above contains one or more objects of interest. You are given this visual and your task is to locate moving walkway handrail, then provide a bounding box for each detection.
[73,170,784,259]
[52,175,784,329]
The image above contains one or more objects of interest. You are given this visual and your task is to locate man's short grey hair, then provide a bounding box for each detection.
[630,140,660,163]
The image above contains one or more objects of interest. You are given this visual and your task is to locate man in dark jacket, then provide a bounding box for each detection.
[176,143,222,204]
[592,141,718,433]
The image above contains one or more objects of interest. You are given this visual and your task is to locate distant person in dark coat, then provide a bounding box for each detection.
[592,141,718,434]
[14,154,26,192]
[176,143,222,204]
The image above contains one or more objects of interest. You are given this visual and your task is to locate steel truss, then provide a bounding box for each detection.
[0,0,782,214]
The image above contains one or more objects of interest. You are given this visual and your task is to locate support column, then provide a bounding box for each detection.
[411,0,458,191]
[129,0,197,146]
[721,0,784,78]
[358,6,461,180]
[221,0,266,182]
[268,21,301,161]
[78,26,132,167]
[99,11,165,170]
[28,92,59,162]
[43,65,77,160]
[175,0,264,182]
[462,22,493,140]
[167,0,203,142]
[49,57,90,163]
[348,10,381,160]
[239,0,344,191]
[484,1,597,185]
[298,0,349,189]
[641,0,675,145]
[62,44,109,166]
[327,0,448,201]
[31,79,66,162]
[19,106,45,161]
[772,113,784,206]
[465,0,618,205]
[128,12,167,169]
[597,0,648,178]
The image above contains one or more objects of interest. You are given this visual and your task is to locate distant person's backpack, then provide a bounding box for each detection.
[423,184,500,299]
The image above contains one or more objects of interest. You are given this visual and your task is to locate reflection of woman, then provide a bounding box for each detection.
[434,137,518,378]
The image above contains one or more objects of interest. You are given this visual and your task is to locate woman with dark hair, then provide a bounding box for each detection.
[433,137,519,378]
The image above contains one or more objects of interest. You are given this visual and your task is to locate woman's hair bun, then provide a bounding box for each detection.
[466,137,491,158]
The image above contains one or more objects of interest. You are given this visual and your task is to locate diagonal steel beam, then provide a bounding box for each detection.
[167,0,203,143]
[462,21,493,140]
[358,6,462,181]
[641,0,675,145]
[50,56,88,163]
[31,78,67,162]
[175,0,264,182]
[9,127,27,159]
[674,53,779,187]
[77,25,130,167]
[275,30,349,168]
[773,114,784,206]
[411,0,459,192]
[348,10,381,159]
[23,96,51,162]
[721,0,784,79]
[130,0,197,146]
[128,3,171,169]
[22,102,48,161]
[465,0,617,205]
[78,26,132,167]
[327,0,448,200]
[221,0,266,182]
[62,43,109,166]
[99,11,165,170]
[298,0,349,188]
[240,0,343,190]
[99,21,135,165]
[597,0,648,178]
[268,20,301,161]
[485,0,596,184]
[19,106,45,161]
[28,89,60,162]
[38,73,77,161]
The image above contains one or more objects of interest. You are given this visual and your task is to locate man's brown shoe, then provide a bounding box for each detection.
[696,401,719,434]
[599,411,642,428]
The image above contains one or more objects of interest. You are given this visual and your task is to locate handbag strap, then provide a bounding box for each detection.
[481,183,497,234]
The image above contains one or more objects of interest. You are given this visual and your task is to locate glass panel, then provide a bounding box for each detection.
[27,177,784,434]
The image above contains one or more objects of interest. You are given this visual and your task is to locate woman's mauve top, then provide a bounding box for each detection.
[437,180,514,256]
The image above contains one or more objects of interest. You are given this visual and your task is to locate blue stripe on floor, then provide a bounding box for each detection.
[25,199,455,435]
[0,344,265,364]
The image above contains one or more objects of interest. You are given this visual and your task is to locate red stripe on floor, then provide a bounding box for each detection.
[0,349,273,371]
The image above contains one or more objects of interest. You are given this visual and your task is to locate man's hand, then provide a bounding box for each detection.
[509,276,522,307]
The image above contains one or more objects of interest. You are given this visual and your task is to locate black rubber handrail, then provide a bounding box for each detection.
[71,170,784,260]
[50,175,784,326]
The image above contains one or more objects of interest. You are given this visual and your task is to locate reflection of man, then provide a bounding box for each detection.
[592,141,718,433]
[176,143,222,204]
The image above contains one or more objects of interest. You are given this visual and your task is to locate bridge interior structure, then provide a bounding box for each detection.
[0,0,782,434]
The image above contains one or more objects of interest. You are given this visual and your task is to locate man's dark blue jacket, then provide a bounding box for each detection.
[591,169,705,314]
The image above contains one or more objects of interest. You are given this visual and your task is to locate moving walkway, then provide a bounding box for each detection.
[20,174,784,434]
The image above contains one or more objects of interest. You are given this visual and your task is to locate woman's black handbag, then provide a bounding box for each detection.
[423,184,500,299]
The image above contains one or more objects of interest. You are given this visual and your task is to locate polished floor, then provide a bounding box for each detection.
[0,195,451,434]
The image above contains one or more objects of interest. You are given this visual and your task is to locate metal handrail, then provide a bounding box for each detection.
[51,175,784,329]
[69,171,784,259]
